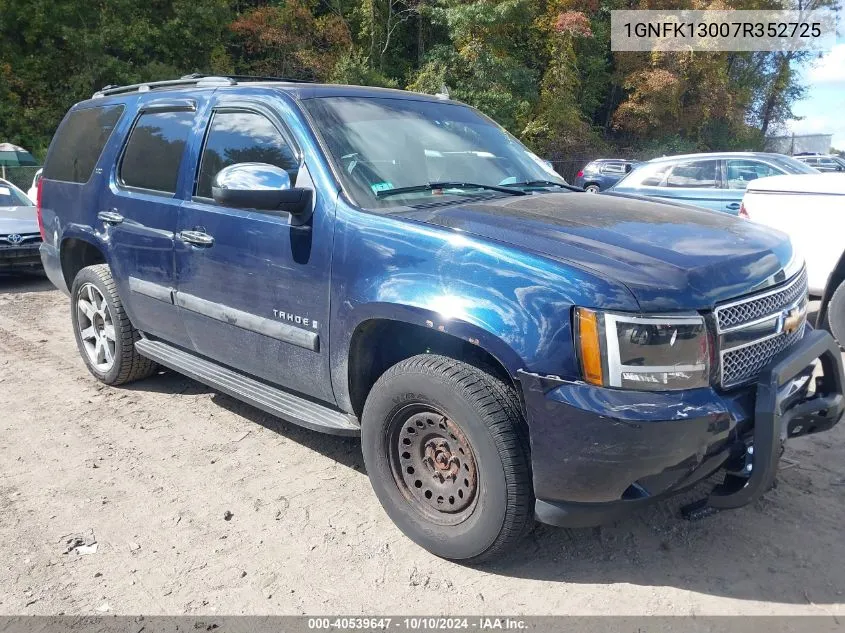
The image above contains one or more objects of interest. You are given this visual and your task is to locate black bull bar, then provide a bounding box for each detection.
[707,328,844,510]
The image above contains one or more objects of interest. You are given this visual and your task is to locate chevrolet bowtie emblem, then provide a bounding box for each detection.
[782,304,806,335]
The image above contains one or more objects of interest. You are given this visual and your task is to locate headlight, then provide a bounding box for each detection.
[574,308,710,391]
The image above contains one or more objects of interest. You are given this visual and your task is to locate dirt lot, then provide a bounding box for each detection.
[1,274,844,616]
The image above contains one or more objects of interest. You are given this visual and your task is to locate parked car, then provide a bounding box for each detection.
[0,177,43,274]
[609,152,819,214]
[741,173,845,344]
[574,159,639,192]
[27,167,43,203]
[39,76,844,561]
[793,153,845,172]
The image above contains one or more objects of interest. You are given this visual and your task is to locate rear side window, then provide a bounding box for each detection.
[637,164,671,186]
[195,111,299,199]
[43,105,124,183]
[665,160,719,188]
[119,110,195,194]
[600,162,627,176]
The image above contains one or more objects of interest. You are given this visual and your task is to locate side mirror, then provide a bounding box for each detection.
[212,163,312,218]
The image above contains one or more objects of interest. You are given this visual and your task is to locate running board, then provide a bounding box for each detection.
[135,338,360,436]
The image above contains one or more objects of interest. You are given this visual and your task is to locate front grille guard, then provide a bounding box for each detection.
[708,329,844,509]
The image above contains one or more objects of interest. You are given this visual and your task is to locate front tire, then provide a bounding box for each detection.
[361,355,533,562]
[823,280,845,348]
[70,264,157,385]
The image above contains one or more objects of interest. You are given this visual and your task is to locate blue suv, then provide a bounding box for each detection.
[574,158,639,192]
[38,76,844,562]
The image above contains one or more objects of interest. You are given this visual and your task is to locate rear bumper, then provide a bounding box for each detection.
[519,328,844,527]
[0,243,43,272]
[39,242,68,294]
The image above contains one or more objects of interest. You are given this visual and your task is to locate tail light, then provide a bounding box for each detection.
[738,201,749,219]
[576,170,584,178]
[36,177,45,240]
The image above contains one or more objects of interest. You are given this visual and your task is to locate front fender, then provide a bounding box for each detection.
[329,202,639,409]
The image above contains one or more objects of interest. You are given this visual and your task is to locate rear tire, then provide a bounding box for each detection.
[70,264,157,385]
[823,280,845,348]
[361,354,533,562]
[584,184,600,193]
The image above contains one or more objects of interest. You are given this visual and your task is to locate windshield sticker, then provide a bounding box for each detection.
[0,187,10,196]
[370,182,394,194]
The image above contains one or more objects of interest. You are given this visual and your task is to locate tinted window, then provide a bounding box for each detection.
[120,110,194,193]
[725,159,783,190]
[666,160,719,188]
[43,105,124,183]
[196,111,299,199]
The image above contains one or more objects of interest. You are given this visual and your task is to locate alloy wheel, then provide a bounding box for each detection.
[76,282,117,372]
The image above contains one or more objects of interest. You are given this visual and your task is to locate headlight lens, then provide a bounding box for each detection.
[574,308,710,391]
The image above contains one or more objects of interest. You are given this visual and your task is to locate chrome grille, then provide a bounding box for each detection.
[715,268,809,389]
[0,233,41,246]
[721,324,805,388]
[716,268,807,330]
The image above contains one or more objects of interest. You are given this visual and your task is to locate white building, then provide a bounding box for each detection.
[766,133,833,155]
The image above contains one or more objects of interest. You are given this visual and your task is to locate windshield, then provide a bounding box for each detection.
[769,155,819,174]
[302,96,566,209]
[0,181,33,207]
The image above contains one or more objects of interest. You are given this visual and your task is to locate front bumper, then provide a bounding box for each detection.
[0,242,43,272]
[519,328,844,527]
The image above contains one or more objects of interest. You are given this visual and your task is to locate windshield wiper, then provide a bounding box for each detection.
[375,181,527,199]
[507,180,583,192]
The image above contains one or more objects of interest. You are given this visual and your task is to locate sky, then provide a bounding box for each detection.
[786,4,845,150]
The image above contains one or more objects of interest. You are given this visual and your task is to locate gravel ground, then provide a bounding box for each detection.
[1,274,844,616]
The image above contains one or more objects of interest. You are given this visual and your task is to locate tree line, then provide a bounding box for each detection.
[0,0,830,168]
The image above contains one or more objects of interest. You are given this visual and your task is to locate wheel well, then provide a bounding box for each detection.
[347,319,516,419]
[60,238,106,290]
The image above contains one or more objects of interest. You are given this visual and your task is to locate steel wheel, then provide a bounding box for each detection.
[76,282,116,372]
[389,406,479,526]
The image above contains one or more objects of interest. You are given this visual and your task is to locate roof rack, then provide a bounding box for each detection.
[92,74,309,99]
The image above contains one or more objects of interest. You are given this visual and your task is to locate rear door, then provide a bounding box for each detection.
[102,98,207,348]
[173,92,336,403]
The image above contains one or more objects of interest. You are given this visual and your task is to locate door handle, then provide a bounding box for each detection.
[178,230,215,247]
[726,203,741,210]
[97,210,124,225]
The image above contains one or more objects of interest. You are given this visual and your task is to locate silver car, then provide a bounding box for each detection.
[0,178,43,274]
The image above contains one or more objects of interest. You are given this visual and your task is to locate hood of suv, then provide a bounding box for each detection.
[0,206,39,236]
[399,192,795,312]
